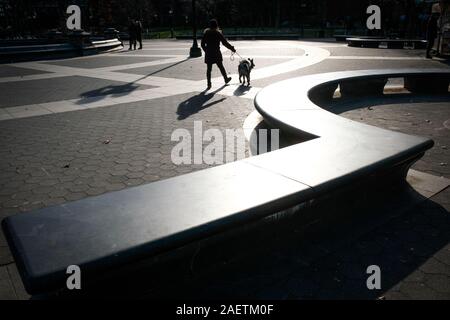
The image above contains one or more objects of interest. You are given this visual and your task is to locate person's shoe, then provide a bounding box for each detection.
[224,77,232,85]
[426,54,432,59]
[138,47,143,50]
[206,83,212,90]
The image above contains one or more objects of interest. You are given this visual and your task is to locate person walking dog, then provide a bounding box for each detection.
[201,19,236,90]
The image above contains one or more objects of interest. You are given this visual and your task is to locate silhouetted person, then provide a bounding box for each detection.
[135,20,143,50]
[426,4,440,58]
[128,19,137,50]
[201,19,236,90]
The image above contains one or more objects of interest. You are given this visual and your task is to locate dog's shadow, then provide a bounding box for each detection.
[233,84,252,96]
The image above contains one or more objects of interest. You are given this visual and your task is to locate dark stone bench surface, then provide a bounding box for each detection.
[3,161,312,294]
[3,68,448,295]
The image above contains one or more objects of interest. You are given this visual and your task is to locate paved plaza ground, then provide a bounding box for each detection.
[0,39,449,299]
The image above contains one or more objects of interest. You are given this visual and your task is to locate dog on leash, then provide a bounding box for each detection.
[238,58,255,86]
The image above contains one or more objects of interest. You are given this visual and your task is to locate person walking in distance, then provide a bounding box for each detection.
[426,3,441,58]
[128,18,137,50]
[201,19,236,90]
[136,20,143,50]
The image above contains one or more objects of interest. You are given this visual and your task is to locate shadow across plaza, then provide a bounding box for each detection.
[77,82,140,105]
[176,85,227,120]
[76,58,191,106]
[141,58,190,78]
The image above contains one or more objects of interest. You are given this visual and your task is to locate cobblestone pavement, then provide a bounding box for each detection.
[336,96,450,179]
[0,39,449,299]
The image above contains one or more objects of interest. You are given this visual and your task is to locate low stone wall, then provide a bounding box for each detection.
[0,37,123,63]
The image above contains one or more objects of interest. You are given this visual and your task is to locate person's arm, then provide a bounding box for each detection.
[201,32,207,51]
[219,32,236,52]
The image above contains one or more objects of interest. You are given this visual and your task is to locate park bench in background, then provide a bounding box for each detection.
[334,35,384,42]
[346,37,427,49]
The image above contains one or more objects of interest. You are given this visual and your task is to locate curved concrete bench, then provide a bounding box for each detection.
[347,37,427,49]
[254,69,448,192]
[2,69,448,296]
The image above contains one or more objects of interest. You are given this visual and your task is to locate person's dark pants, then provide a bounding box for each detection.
[137,35,142,49]
[129,37,136,50]
[206,61,228,85]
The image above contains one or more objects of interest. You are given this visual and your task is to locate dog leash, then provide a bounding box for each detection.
[230,50,244,62]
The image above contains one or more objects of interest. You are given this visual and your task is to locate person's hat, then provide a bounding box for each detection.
[209,19,218,29]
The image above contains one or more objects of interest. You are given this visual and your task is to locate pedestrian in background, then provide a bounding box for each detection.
[128,18,137,50]
[426,3,441,58]
[136,20,143,50]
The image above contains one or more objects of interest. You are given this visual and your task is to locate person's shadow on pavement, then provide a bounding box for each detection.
[77,82,139,105]
[177,86,226,120]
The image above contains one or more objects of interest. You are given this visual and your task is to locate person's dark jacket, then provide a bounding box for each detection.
[201,28,235,64]
[135,21,142,39]
[426,13,439,40]
[129,21,137,39]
